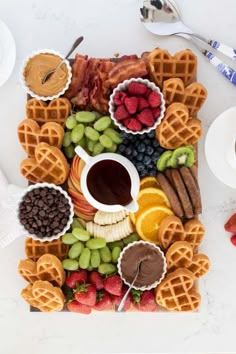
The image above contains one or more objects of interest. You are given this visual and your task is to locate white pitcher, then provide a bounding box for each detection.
[75,146,140,213]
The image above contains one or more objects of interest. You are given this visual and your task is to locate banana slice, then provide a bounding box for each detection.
[86,216,134,242]
[94,210,128,225]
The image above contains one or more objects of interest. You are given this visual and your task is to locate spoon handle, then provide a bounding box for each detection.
[208,40,236,61]
[117,266,140,312]
[203,50,236,86]
[65,36,84,60]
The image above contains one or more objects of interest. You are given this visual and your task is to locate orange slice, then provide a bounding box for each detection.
[140,176,160,190]
[130,187,171,225]
[136,205,173,243]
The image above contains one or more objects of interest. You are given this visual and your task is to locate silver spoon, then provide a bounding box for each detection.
[42,36,84,84]
[117,261,142,312]
[140,0,236,86]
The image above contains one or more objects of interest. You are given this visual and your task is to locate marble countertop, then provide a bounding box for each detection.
[0,0,236,353]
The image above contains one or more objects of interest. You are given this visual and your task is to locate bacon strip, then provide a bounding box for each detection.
[64,54,88,99]
[105,59,148,88]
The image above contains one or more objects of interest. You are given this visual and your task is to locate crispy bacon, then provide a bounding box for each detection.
[105,59,148,88]
[64,54,88,99]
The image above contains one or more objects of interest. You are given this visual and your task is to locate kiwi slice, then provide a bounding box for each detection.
[156,151,173,171]
[170,146,195,168]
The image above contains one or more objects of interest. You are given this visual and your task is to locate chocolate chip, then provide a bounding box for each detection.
[38,200,44,207]
[39,210,45,218]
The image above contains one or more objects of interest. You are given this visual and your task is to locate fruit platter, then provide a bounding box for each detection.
[16,46,210,313]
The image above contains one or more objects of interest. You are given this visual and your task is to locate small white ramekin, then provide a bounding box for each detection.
[109,78,166,135]
[21,49,72,101]
[17,183,74,242]
[117,240,167,291]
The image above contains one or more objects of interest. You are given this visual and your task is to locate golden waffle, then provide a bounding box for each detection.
[21,280,64,312]
[156,103,202,149]
[188,254,210,278]
[147,49,197,88]
[184,219,205,251]
[25,237,69,261]
[18,253,65,287]
[166,241,193,270]
[158,216,204,251]
[163,78,207,116]
[17,119,64,157]
[155,268,200,311]
[20,142,69,185]
[158,216,185,249]
[26,98,71,126]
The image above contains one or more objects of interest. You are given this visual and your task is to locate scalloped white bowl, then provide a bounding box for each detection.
[21,49,72,101]
[109,78,166,135]
[117,240,167,291]
[17,183,74,242]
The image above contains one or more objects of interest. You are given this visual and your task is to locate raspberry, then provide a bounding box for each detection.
[148,91,161,108]
[123,118,142,131]
[124,96,138,114]
[230,235,236,247]
[113,91,127,105]
[138,97,149,111]
[114,105,129,121]
[128,82,147,95]
[144,88,152,98]
[137,109,155,127]
[152,107,161,120]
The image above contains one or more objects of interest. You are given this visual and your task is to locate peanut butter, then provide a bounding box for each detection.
[24,53,69,97]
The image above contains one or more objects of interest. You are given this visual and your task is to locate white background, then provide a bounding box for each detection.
[0,0,236,353]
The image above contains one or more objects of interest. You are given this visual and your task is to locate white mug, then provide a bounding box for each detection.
[75,146,140,212]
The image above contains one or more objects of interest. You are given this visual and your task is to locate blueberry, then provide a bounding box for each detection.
[139,134,146,141]
[137,143,146,153]
[136,153,144,161]
[152,151,160,160]
[125,147,133,156]
[136,162,145,172]
[146,146,154,155]
[143,138,151,146]
[157,146,165,153]
[143,156,152,166]
[118,144,126,153]
[132,150,138,157]
[149,169,157,177]
[152,140,159,148]
[147,131,155,138]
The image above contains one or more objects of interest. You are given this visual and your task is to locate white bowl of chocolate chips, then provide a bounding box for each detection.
[17,183,74,242]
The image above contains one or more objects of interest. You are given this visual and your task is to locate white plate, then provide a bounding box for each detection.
[0,19,16,87]
[205,106,236,188]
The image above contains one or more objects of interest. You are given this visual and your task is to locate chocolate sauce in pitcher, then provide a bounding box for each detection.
[86,160,132,206]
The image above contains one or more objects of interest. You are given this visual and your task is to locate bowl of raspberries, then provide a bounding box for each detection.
[109,78,165,134]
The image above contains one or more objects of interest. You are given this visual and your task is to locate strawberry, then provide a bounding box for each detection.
[113,91,127,105]
[138,97,149,111]
[230,235,236,246]
[93,290,113,311]
[224,213,236,233]
[137,109,155,127]
[74,284,96,306]
[124,96,138,114]
[66,270,88,289]
[112,287,132,311]
[67,300,91,314]
[128,82,147,95]
[103,275,122,296]
[148,91,161,108]
[123,118,142,132]
[152,107,161,119]
[89,271,104,290]
[114,105,129,121]
[133,290,157,312]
